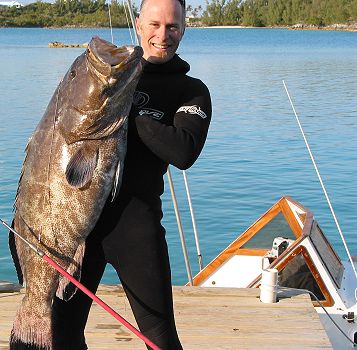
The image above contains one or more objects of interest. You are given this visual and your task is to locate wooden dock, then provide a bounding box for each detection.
[0,285,332,349]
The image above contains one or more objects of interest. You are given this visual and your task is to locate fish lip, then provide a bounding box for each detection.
[111,45,143,75]
[87,37,143,78]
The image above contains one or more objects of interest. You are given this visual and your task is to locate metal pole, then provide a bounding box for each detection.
[108,3,114,44]
[126,0,140,45]
[182,170,203,271]
[166,167,194,285]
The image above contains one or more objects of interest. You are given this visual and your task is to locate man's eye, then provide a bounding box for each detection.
[169,25,180,32]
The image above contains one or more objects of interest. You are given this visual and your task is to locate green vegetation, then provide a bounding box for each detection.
[0,0,356,28]
[201,0,357,27]
[0,0,135,27]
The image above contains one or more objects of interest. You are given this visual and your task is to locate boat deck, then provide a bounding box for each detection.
[0,285,332,349]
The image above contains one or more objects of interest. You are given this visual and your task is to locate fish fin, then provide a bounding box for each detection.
[65,144,99,188]
[56,242,85,301]
[14,136,33,211]
[111,159,123,201]
[8,219,24,286]
[111,127,127,201]
[10,296,52,349]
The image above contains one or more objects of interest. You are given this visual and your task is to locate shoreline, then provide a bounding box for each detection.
[190,23,357,32]
[1,24,356,32]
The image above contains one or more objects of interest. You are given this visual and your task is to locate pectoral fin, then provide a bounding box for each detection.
[56,242,85,301]
[65,144,99,188]
[111,159,122,201]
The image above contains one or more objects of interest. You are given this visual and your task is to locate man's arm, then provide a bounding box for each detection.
[135,79,212,170]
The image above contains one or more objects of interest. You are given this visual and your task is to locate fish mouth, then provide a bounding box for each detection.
[87,36,143,78]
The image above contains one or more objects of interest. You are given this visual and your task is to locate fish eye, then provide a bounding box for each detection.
[70,70,76,79]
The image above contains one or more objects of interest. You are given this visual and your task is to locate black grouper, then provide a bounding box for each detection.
[9,36,142,349]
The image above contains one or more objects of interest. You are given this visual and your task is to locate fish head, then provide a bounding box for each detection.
[56,36,143,144]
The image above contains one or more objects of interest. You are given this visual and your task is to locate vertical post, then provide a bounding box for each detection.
[182,170,204,271]
[126,0,140,44]
[167,167,194,286]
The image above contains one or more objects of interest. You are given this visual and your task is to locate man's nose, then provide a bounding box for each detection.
[156,25,169,41]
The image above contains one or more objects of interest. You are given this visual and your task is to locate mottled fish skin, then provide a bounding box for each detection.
[10,36,143,350]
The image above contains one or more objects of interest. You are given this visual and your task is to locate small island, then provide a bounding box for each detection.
[48,41,88,48]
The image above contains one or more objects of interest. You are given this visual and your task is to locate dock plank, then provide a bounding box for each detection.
[0,285,332,349]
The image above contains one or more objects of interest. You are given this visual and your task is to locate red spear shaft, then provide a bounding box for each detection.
[1,218,161,350]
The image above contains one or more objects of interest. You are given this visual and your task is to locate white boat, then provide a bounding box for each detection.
[191,196,357,349]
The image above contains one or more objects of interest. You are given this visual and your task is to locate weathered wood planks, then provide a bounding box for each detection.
[0,285,332,349]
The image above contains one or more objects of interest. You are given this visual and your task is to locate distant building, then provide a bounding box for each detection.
[0,1,24,8]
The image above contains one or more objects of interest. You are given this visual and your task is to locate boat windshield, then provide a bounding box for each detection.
[241,212,296,249]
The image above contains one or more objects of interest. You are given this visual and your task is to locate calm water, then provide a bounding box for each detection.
[0,28,356,285]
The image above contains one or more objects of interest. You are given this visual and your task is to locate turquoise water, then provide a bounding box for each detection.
[0,27,356,285]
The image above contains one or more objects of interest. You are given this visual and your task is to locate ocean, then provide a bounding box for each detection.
[0,27,356,285]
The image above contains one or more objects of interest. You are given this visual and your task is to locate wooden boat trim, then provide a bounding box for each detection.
[235,248,269,256]
[246,235,306,288]
[284,196,314,238]
[192,196,309,286]
[192,195,339,305]
[275,245,334,307]
[250,245,334,307]
[280,198,304,237]
[192,200,281,286]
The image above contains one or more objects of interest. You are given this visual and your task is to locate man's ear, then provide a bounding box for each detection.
[135,17,141,35]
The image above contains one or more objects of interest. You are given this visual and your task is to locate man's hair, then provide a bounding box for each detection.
[139,0,186,28]
[140,0,186,12]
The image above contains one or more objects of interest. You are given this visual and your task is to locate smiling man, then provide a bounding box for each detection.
[51,0,212,349]
[136,0,185,63]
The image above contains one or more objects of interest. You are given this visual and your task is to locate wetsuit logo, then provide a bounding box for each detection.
[134,91,164,120]
[177,105,208,119]
[133,91,150,107]
[139,109,164,120]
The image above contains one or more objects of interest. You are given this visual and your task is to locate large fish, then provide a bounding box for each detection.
[9,36,143,349]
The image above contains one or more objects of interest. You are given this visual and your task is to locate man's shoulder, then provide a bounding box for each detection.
[183,75,211,95]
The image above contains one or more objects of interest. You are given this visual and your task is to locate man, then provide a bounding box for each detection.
[52,0,212,349]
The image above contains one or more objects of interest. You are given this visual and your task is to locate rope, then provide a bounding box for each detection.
[283,80,357,292]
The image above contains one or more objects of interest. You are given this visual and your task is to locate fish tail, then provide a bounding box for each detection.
[9,335,48,350]
[10,296,52,350]
[56,241,85,301]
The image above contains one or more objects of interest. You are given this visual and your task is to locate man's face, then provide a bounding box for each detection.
[136,0,184,64]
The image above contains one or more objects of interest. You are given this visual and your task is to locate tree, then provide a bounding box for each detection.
[202,0,227,26]
[223,0,242,25]
[241,0,263,26]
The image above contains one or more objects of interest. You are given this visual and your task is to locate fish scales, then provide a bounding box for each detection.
[9,36,143,350]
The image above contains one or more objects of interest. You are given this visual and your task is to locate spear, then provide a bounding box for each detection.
[0,218,161,350]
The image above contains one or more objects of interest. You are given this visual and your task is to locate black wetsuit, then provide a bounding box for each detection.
[26,55,211,350]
